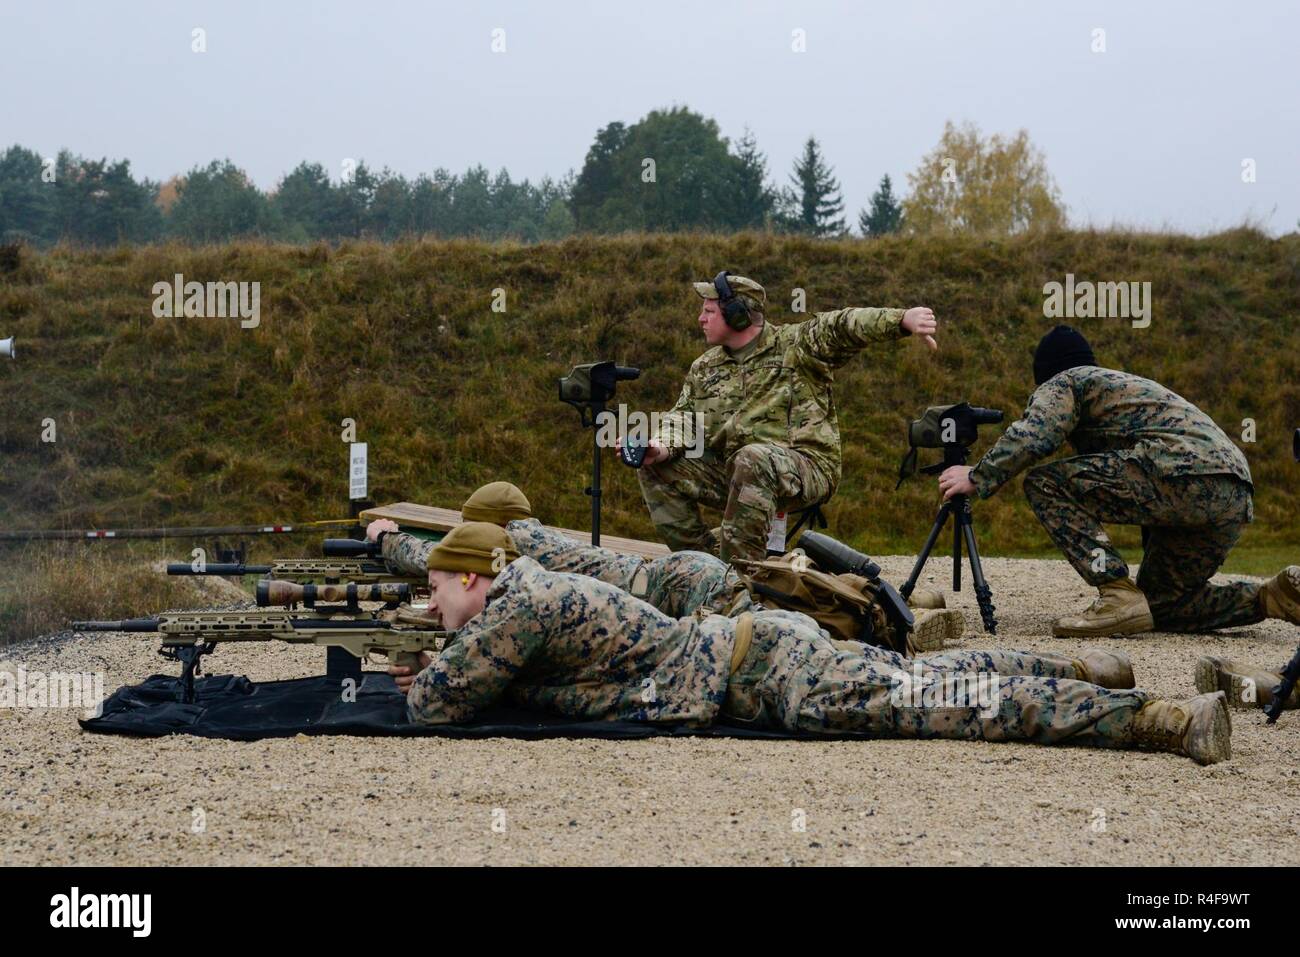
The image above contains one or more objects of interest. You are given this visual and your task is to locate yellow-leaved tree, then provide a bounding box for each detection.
[903,121,1065,235]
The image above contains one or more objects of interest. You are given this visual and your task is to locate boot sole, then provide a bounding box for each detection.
[1263,566,1300,623]
[911,609,964,651]
[1195,657,1299,711]
[1190,692,1232,766]
[1052,611,1155,639]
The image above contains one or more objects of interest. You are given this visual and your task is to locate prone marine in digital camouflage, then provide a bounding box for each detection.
[937,324,1300,638]
[367,481,740,620]
[368,481,963,650]
[632,271,940,566]
[388,522,1235,765]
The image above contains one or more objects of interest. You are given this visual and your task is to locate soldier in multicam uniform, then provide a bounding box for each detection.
[389,522,1234,765]
[367,481,740,619]
[633,271,940,567]
[938,325,1300,638]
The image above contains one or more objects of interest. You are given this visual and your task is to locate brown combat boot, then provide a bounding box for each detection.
[1052,578,1154,638]
[908,588,947,610]
[911,608,965,651]
[1194,655,1300,712]
[1072,649,1136,688]
[1131,692,1231,765]
[1258,566,1300,624]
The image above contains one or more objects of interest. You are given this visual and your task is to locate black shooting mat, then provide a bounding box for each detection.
[79,672,873,742]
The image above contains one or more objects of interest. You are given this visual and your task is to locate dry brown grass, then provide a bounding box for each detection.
[1,229,1297,575]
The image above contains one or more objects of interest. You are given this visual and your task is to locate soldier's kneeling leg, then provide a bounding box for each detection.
[637,454,729,554]
[719,444,831,565]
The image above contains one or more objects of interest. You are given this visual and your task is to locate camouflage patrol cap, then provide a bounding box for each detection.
[460,481,532,526]
[692,273,766,312]
[426,522,519,576]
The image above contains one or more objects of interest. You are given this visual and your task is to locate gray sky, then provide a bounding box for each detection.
[3,0,1296,234]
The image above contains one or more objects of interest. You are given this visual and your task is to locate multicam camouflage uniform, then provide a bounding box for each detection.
[380,519,739,619]
[969,366,1258,632]
[407,556,1151,752]
[640,307,911,564]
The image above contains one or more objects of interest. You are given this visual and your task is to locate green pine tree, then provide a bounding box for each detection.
[785,136,846,236]
[858,174,903,237]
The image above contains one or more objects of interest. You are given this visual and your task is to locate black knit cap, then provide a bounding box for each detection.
[1033,325,1097,386]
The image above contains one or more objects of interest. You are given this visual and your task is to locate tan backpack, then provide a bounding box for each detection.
[730,553,913,654]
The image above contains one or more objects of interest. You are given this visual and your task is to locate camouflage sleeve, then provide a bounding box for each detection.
[405,584,549,725]
[649,375,696,462]
[969,377,1081,498]
[380,531,433,577]
[793,307,908,369]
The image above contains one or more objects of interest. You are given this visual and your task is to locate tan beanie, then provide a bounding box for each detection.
[426,522,520,575]
[460,481,533,526]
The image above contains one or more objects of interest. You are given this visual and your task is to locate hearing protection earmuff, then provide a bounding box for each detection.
[713,270,752,331]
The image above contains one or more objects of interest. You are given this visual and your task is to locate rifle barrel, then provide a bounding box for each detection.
[167,562,272,575]
[72,618,160,632]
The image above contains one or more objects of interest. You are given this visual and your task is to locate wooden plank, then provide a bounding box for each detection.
[360,502,671,561]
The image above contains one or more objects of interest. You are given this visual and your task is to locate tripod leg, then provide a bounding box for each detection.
[958,508,999,635]
[952,506,963,592]
[902,502,953,599]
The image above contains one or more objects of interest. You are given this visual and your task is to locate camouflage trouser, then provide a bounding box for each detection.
[637,443,834,565]
[722,610,1149,747]
[643,550,741,619]
[1022,452,1261,632]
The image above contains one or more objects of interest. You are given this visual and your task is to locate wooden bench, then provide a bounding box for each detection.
[358,502,671,562]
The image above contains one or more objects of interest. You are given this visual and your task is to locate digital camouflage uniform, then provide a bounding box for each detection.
[641,306,911,565]
[380,519,740,620]
[969,366,1258,632]
[407,557,1152,753]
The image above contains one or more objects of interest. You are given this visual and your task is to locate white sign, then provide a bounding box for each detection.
[350,442,368,500]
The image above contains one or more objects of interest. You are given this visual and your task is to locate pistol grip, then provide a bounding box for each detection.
[392,651,422,674]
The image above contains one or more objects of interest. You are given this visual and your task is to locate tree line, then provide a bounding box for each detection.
[0,110,1064,247]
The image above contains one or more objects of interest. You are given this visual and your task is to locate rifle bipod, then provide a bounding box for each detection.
[159,643,215,704]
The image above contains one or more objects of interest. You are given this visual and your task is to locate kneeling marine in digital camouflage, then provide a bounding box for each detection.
[938,324,1300,639]
[388,522,1234,765]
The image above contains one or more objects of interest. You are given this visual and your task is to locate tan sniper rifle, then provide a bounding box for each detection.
[164,538,427,588]
[73,581,449,704]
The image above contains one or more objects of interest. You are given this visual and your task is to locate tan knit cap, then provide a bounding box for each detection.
[426,522,519,575]
[460,481,532,526]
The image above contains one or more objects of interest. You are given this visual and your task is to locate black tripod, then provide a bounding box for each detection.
[558,361,640,547]
[899,444,999,634]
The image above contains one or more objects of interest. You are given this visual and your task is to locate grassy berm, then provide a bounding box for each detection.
[1,230,1298,641]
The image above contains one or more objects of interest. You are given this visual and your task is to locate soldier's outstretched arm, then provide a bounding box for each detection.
[405,598,548,725]
[795,306,935,369]
[969,376,1081,498]
[379,531,436,578]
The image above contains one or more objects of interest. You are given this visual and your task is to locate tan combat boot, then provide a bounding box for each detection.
[1131,692,1231,765]
[1258,566,1300,624]
[911,608,965,651]
[1072,649,1136,689]
[1052,578,1154,638]
[1194,656,1300,712]
[908,588,947,610]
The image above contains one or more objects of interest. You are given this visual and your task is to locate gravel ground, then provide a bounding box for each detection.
[2,556,1297,866]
